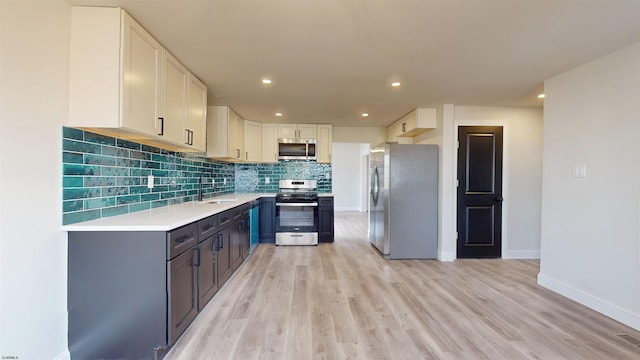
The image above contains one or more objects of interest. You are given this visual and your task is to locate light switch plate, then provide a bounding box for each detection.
[572,164,587,178]
[147,175,154,189]
[265,177,270,184]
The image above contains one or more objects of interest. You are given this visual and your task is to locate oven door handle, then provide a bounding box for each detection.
[275,202,318,207]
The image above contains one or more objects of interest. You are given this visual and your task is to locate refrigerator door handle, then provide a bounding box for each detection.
[371,166,379,206]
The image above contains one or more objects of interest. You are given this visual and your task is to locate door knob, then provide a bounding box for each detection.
[495,197,504,202]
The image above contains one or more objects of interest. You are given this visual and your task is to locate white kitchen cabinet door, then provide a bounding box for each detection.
[276,123,317,138]
[262,123,278,163]
[277,124,298,138]
[186,74,207,152]
[244,120,262,162]
[207,106,244,160]
[230,109,244,160]
[297,124,317,138]
[317,124,332,163]
[161,49,188,146]
[121,10,163,137]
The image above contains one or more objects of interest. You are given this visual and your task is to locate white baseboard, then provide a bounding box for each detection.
[335,206,362,211]
[537,272,640,332]
[53,349,71,360]
[439,251,455,262]
[503,250,540,259]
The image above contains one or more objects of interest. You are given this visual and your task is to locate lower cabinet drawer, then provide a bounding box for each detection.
[167,223,198,260]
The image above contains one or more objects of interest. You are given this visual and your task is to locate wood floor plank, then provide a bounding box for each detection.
[165,211,640,360]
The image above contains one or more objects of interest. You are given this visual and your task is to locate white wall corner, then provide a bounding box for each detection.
[538,273,640,332]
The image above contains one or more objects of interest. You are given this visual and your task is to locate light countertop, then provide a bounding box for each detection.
[62,193,275,232]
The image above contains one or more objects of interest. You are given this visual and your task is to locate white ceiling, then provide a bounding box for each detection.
[68,0,640,127]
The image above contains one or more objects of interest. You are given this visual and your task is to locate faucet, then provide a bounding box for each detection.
[198,171,212,202]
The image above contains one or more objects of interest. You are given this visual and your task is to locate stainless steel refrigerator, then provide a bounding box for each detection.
[368,143,438,259]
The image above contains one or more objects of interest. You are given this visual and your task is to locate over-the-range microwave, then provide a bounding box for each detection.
[278,138,317,160]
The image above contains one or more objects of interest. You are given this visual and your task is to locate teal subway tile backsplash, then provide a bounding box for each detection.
[235,161,332,193]
[62,127,331,225]
[62,127,236,225]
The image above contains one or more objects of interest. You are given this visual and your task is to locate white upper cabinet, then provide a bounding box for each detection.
[277,124,317,138]
[68,7,206,152]
[386,108,437,143]
[186,74,207,152]
[69,7,161,136]
[161,49,188,146]
[262,123,278,163]
[121,10,163,137]
[317,124,332,163]
[244,120,262,162]
[207,106,244,161]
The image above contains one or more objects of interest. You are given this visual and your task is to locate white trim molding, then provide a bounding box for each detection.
[451,118,510,260]
[538,273,640,331]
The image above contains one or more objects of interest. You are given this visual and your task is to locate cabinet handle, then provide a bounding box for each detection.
[189,130,194,145]
[245,152,248,160]
[402,122,406,133]
[202,224,213,232]
[218,233,224,249]
[158,117,164,136]
[194,248,201,267]
[185,129,190,145]
[236,149,240,159]
[175,234,193,243]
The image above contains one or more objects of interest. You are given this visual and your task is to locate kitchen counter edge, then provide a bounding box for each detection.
[62,193,275,232]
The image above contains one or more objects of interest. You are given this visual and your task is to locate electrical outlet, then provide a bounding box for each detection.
[147,175,154,189]
[265,177,270,184]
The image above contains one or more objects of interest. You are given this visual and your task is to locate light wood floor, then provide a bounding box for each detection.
[165,211,640,360]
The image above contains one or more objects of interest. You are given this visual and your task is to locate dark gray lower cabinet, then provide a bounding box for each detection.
[197,215,219,311]
[167,245,198,345]
[319,196,335,243]
[68,204,255,360]
[259,197,276,243]
[216,221,234,288]
[242,208,250,260]
[68,231,168,360]
[197,235,217,311]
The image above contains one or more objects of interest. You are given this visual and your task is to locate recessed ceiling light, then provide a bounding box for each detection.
[391,82,401,87]
[262,79,272,84]
[275,112,283,117]
[538,94,545,99]
[362,113,369,117]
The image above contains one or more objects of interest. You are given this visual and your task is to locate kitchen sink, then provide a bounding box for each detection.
[200,198,237,204]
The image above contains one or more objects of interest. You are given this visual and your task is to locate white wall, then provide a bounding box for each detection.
[332,126,386,145]
[0,1,71,359]
[539,41,640,331]
[453,106,543,259]
[332,143,370,211]
[414,105,543,261]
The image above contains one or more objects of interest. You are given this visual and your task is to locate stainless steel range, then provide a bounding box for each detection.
[275,179,319,245]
